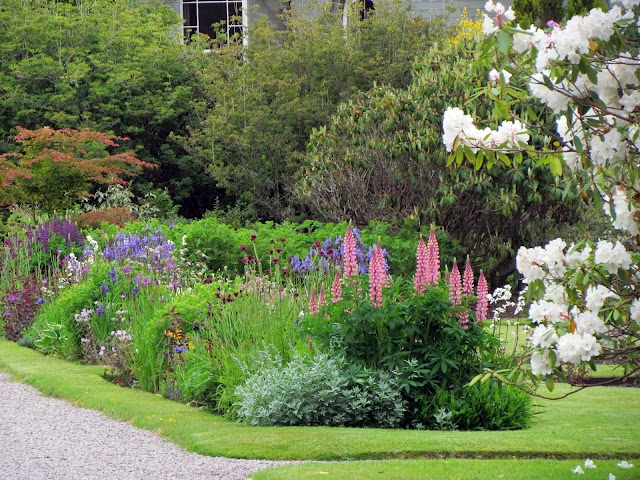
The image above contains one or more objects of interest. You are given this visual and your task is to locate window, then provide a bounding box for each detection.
[182,0,245,43]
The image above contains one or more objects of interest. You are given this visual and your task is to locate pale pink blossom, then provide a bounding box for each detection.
[463,257,474,295]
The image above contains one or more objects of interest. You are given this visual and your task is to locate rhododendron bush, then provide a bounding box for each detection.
[443,1,640,390]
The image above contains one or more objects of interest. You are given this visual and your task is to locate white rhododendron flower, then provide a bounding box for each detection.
[556,332,602,364]
[529,73,573,112]
[594,240,633,273]
[442,107,475,152]
[488,68,512,84]
[573,309,607,335]
[483,0,515,34]
[543,282,567,304]
[590,129,628,166]
[572,465,585,474]
[605,187,640,236]
[565,244,592,267]
[584,459,596,469]
[529,300,568,324]
[530,324,559,348]
[585,285,619,314]
[617,461,634,469]
[630,299,640,325]
[530,349,556,375]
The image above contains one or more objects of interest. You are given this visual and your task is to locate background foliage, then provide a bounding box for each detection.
[299,31,585,285]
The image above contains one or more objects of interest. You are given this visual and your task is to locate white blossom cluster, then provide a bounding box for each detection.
[517,239,636,374]
[442,107,530,152]
[482,0,515,34]
[443,0,640,381]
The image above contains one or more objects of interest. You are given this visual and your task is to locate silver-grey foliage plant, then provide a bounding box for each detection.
[234,351,406,427]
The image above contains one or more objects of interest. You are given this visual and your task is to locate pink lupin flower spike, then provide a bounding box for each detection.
[309,290,319,314]
[331,271,342,303]
[476,270,489,322]
[449,260,462,305]
[414,235,429,293]
[459,311,469,329]
[463,256,474,295]
[369,242,385,307]
[426,228,440,285]
[343,223,358,278]
[319,288,327,307]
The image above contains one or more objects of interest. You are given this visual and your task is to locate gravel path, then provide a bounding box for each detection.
[0,372,292,480]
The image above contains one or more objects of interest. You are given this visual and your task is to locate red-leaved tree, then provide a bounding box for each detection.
[0,127,156,214]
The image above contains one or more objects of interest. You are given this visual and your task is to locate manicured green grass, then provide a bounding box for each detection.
[254,459,640,480]
[1,339,638,464]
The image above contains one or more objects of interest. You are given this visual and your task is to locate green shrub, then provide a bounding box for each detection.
[165,218,465,278]
[179,1,448,220]
[418,382,533,431]
[299,278,502,426]
[234,351,406,427]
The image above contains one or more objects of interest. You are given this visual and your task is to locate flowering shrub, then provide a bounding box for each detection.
[288,226,385,277]
[299,226,508,427]
[443,1,640,389]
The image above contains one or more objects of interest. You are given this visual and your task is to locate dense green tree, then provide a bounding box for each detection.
[298,33,584,285]
[177,1,448,221]
[0,0,217,216]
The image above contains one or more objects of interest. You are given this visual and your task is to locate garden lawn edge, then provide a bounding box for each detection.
[0,339,638,461]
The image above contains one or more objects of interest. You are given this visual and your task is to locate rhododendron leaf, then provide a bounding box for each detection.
[446,152,456,167]
[475,151,484,171]
[549,156,563,177]
[498,152,511,167]
[496,30,512,54]
[463,145,475,166]
[494,100,509,120]
[544,375,555,392]
[455,146,464,166]
[573,135,584,154]
[467,373,483,387]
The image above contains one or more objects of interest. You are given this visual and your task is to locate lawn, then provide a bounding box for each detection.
[1,339,638,480]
